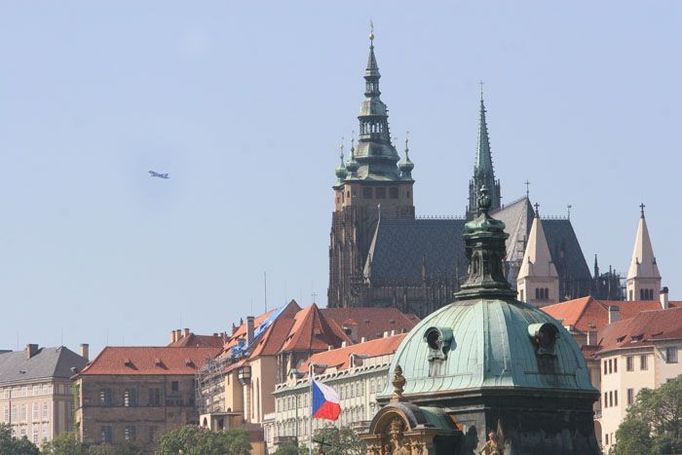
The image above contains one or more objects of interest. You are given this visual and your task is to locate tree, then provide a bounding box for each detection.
[309,426,366,455]
[156,426,251,455]
[272,442,300,455]
[41,432,87,455]
[616,375,682,455]
[0,423,41,455]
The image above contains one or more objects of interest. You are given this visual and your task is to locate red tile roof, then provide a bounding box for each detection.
[79,346,220,376]
[597,307,682,354]
[299,334,406,373]
[320,307,419,341]
[168,333,225,349]
[542,296,678,333]
[280,304,351,352]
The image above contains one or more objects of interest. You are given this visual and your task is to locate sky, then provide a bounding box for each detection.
[0,1,680,357]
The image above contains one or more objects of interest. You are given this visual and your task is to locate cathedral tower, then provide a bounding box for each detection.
[466,92,501,219]
[626,204,661,301]
[327,30,415,308]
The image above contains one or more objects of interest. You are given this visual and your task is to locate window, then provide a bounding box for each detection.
[614,390,618,406]
[148,388,161,406]
[171,381,179,392]
[124,426,136,441]
[123,388,138,407]
[666,347,678,363]
[614,358,617,373]
[609,391,613,407]
[604,392,608,408]
[99,388,112,407]
[363,188,373,199]
[603,360,607,375]
[42,402,48,419]
[389,187,399,199]
[627,388,634,405]
[149,426,158,443]
[101,426,113,443]
[33,403,40,421]
[626,356,634,371]
[375,187,386,199]
[640,354,648,370]
[608,359,612,374]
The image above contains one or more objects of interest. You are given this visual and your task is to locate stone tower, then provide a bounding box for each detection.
[466,93,501,219]
[626,204,661,301]
[327,30,415,308]
[517,205,559,307]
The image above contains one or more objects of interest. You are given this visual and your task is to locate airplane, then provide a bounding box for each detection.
[148,170,169,179]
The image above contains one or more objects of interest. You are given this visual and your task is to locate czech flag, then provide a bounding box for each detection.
[312,380,341,421]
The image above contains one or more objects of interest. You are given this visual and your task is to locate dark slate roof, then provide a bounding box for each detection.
[0,346,87,385]
[365,217,467,284]
[365,197,591,287]
[543,218,591,282]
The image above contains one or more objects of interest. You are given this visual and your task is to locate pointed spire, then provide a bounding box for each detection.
[353,22,401,180]
[335,139,348,184]
[518,206,558,280]
[399,131,414,180]
[627,204,660,280]
[345,133,359,177]
[476,84,493,176]
[467,86,501,219]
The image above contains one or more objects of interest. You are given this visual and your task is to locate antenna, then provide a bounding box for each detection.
[264,271,268,312]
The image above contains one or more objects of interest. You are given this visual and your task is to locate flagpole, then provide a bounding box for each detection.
[309,363,314,455]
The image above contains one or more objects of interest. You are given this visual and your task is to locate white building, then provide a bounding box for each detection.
[263,334,404,454]
[0,344,87,446]
[596,306,682,453]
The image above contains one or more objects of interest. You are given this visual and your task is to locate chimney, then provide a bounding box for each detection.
[183,328,190,338]
[660,287,669,309]
[383,331,389,338]
[26,344,39,359]
[175,329,182,341]
[390,329,396,336]
[171,330,178,343]
[341,341,347,348]
[360,337,366,343]
[80,344,89,362]
[246,316,255,345]
[608,305,620,324]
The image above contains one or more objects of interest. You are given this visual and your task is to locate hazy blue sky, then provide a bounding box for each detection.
[1,1,680,356]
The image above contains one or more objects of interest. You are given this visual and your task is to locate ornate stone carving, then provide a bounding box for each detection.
[479,431,504,455]
[388,418,410,455]
[391,365,406,402]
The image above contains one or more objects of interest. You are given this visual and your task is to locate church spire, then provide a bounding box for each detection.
[352,24,402,180]
[467,85,502,219]
[626,204,661,300]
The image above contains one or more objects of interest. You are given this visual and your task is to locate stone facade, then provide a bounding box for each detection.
[0,344,87,447]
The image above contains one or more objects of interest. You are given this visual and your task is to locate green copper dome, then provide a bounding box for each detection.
[381,186,595,399]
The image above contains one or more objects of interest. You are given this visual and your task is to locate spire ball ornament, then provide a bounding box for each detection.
[478,185,491,213]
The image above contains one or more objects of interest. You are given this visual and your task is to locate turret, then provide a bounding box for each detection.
[626,204,661,300]
[517,204,559,307]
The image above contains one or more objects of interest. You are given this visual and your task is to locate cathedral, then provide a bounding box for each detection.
[327,33,605,318]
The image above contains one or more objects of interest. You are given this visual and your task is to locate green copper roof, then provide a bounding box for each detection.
[382,298,594,398]
[380,187,595,399]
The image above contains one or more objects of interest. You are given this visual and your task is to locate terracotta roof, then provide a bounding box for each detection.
[597,307,682,354]
[280,304,351,352]
[79,346,220,376]
[320,307,419,341]
[168,333,225,349]
[223,307,281,351]
[542,296,678,333]
[299,334,405,373]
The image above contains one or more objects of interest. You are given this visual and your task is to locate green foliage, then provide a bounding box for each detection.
[272,442,300,455]
[156,426,252,455]
[41,433,143,455]
[310,426,366,455]
[0,423,41,455]
[616,375,682,455]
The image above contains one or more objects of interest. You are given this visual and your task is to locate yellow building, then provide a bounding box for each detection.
[596,307,682,453]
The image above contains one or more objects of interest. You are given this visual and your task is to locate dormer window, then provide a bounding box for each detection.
[528,323,559,356]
